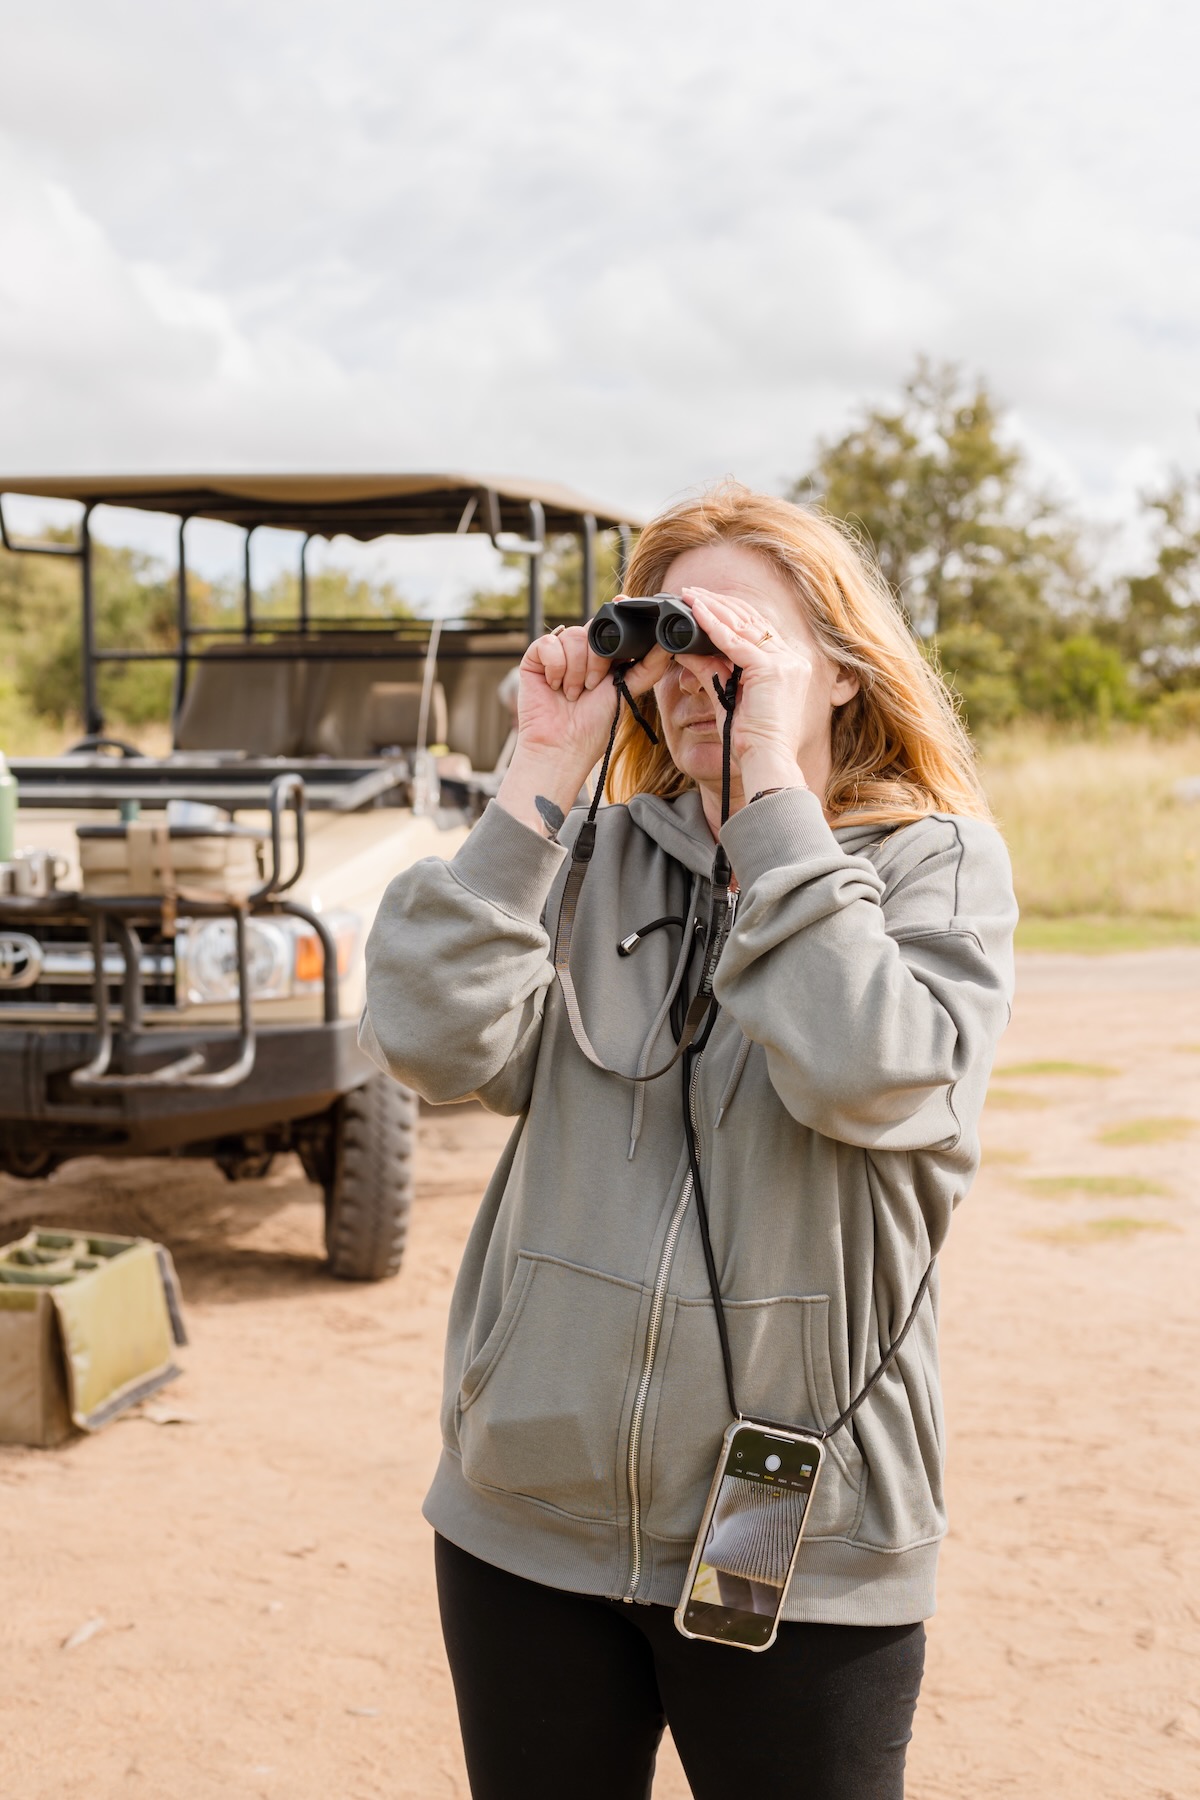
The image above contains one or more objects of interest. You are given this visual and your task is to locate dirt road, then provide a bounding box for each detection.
[1,951,1198,1799]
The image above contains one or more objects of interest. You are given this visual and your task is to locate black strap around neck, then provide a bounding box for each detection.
[551,667,741,1083]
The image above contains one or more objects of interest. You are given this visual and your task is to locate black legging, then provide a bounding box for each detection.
[435,1535,925,1800]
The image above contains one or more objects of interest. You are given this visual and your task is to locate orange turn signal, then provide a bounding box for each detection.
[293,931,325,985]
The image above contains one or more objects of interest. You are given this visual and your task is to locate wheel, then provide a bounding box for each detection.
[65,735,144,758]
[323,1073,417,1281]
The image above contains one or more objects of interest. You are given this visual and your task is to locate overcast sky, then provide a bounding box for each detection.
[1,0,1197,577]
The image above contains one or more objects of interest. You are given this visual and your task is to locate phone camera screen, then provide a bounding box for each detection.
[681,1428,820,1648]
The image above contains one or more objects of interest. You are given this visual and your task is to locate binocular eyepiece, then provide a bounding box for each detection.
[587,595,717,664]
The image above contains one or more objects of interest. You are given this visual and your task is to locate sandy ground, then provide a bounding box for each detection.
[1,950,1198,1799]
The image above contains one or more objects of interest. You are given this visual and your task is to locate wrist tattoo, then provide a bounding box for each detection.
[534,795,565,842]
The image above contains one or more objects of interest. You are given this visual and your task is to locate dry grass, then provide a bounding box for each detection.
[1012,916,1200,949]
[1029,1216,1182,1246]
[1097,1116,1196,1146]
[995,1059,1119,1078]
[979,726,1200,929]
[1024,1174,1172,1199]
[1,700,173,762]
[984,1086,1051,1109]
[0,684,67,757]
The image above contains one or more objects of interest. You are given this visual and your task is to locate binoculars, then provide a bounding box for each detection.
[587,595,717,663]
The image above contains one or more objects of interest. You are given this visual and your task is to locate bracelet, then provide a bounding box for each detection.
[747,786,787,805]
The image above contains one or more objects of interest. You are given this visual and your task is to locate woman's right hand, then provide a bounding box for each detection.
[495,621,670,837]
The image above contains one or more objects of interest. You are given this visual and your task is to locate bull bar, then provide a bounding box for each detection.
[0,773,338,1093]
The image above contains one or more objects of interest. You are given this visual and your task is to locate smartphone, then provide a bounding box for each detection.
[674,1419,824,1652]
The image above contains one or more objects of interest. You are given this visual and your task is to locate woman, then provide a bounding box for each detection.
[361,485,1016,1800]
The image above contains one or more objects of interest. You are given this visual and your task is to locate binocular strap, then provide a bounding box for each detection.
[550,672,738,1083]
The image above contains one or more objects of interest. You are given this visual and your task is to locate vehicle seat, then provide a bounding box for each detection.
[365,682,448,753]
[300,646,429,758]
[439,635,524,772]
[174,645,306,756]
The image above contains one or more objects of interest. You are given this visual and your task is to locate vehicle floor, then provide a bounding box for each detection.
[0,952,1198,1800]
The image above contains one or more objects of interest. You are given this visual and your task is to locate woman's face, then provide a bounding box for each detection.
[654,540,853,795]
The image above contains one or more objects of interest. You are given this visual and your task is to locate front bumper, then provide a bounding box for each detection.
[0,1019,374,1157]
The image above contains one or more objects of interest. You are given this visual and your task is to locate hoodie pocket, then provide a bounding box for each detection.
[456,1253,645,1523]
[645,1293,865,1544]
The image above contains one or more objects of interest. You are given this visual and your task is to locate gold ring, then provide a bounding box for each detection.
[756,630,773,646]
[551,624,567,637]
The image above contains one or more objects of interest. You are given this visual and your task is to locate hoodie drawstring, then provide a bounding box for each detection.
[625,874,703,1160]
[714,1031,753,1130]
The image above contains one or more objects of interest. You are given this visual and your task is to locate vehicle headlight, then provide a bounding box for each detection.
[178,911,360,1005]
[180,918,291,1004]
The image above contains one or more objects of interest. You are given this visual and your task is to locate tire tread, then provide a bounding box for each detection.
[324,1074,417,1281]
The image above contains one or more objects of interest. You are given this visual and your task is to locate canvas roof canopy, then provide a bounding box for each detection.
[0,473,643,540]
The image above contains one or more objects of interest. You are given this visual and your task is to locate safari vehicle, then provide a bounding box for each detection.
[0,475,638,1279]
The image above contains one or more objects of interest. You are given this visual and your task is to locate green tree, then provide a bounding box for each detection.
[793,358,1093,685]
[468,531,625,624]
[923,624,1020,733]
[1021,633,1136,725]
[0,534,177,727]
[24,543,178,725]
[1120,473,1200,694]
[208,565,416,629]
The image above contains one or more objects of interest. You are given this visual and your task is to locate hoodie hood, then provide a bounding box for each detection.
[628,788,898,876]
[627,789,718,878]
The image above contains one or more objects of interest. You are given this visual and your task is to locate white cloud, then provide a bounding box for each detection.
[0,0,1198,548]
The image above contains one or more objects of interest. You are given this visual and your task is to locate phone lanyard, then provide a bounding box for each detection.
[681,1051,936,1441]
[552,664,936,1441]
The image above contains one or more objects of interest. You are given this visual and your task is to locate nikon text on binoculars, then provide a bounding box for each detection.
[587,596,718,664]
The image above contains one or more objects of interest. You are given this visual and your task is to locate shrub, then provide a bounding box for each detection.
[926,624,1021,732]
[1020,634,1137,725]
[1147,687,1200,738]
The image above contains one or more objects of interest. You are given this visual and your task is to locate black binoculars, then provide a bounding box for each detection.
[587,595,717,663]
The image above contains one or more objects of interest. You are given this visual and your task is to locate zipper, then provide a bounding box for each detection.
[624,1057,702,1602]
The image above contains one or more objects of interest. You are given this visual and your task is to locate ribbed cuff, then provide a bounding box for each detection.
[451,799,568,923]
[719,787,842,887]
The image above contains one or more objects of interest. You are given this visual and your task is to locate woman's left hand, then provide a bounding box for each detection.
[679,586,816,790]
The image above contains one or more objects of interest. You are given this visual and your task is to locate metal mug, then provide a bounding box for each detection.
[8,849,68,897]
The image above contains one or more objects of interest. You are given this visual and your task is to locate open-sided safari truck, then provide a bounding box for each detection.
[0,475,639,1278]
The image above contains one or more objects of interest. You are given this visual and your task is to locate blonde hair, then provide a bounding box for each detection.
[607,483,991,826]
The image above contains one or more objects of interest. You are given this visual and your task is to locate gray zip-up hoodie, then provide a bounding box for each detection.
[360,785,1017,1626]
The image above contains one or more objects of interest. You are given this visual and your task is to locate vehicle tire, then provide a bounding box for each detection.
[323,1073,417,1281]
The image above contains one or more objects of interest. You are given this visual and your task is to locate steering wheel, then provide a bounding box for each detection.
[65,735,145,759]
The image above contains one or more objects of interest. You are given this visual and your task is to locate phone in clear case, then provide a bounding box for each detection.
[674,1419,825,1651]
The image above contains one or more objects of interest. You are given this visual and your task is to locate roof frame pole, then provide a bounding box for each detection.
[617,523,632,590]
[299,533,312,634]
[80,504,103,736]
[243,526,255,641]
[172,515,191,729]
[0,494,84,558]
[478,487,502,541]
[580,513,596,619]
[526,500,546,643]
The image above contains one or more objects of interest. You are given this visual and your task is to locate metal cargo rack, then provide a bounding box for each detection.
[0,773,335,1092]
[6,750,419,815]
